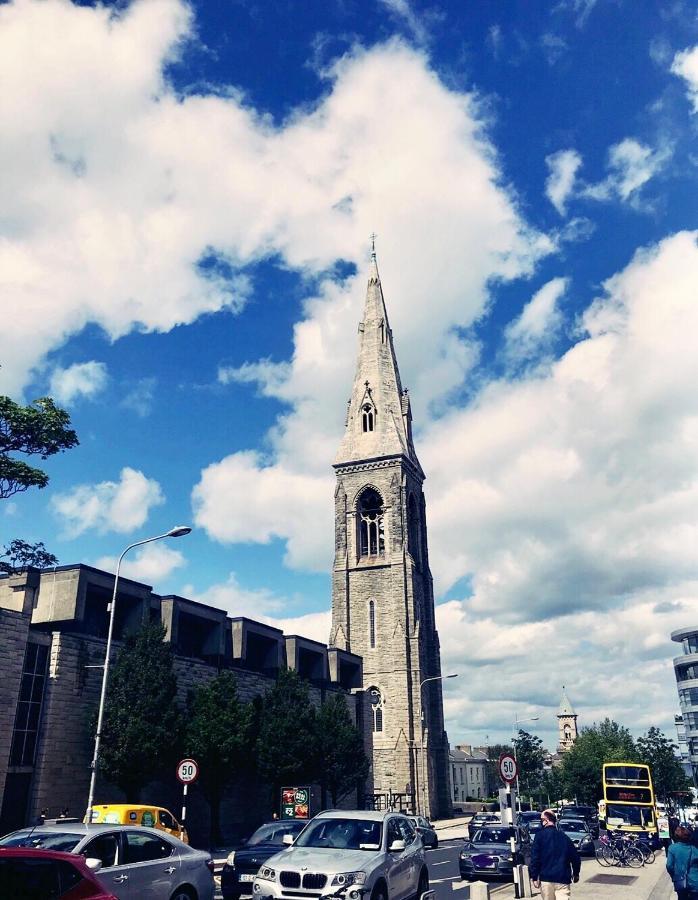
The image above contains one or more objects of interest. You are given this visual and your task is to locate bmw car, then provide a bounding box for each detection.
[459,825,528,882]
[222,820,308,900]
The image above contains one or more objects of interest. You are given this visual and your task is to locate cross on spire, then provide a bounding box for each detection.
[369,232,377,259]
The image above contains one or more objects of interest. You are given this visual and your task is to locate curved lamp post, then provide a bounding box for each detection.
[513,713,540,812]
[85,525,192,820]
[419,672,458,816]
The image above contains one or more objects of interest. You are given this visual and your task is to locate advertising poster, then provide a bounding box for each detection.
[281,787,310,819]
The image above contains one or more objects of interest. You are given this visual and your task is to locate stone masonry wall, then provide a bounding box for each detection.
[0,607,34,805]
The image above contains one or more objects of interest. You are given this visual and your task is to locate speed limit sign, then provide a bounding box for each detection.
[498,753,518,784]
[176,758,199,784]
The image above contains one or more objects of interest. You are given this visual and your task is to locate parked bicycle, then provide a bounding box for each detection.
[595,832,644,868]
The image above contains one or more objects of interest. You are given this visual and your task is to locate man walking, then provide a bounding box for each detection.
[530,809,581,899]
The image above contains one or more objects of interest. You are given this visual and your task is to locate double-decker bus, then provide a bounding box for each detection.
[598,763,657,844]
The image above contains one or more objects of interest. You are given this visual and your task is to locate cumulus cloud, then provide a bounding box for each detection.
[121,377,156,417]
[94,541,185,583]
[671,45,698,112]
[52,466,164,537]
[583,138,670,205]
[49,360,108,405]
[503,277,567,362]
[218,360,292,399]
[545,149,583,215]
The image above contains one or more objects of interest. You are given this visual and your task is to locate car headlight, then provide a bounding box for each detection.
[331,872,367,886]
[460,851,472,860]
[226,851,236,866]
[257,866,277,882]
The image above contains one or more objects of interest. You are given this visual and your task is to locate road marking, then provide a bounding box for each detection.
[432,860,450,866]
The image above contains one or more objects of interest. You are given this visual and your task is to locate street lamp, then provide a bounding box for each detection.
[512,713,540,813]
[418,673,458,816]
[85,525,192,820]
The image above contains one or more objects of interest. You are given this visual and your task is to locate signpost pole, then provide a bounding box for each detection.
[499,753,521,900]
[181,782,188,840]
[176,758,199,841]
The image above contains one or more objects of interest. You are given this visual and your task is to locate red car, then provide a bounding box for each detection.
[0,847,117,899]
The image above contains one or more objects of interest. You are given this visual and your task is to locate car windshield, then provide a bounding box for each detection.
[247,823,304,846]
[293,818,382,850]
[559,822,586,833]
[521,813,538,821]
[472,827,515,844]
[607,804,654,827]
[0,829,83,852]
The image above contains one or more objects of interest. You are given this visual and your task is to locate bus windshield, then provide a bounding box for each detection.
[604,766,650,785]
[606,805,655,827]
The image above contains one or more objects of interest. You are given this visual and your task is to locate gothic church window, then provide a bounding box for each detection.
[407,494,421,564]
[362,404,375,432]
[358,488,385,556]
[564,724,572,741]
[369,599,377,648]
[369,686,384,733]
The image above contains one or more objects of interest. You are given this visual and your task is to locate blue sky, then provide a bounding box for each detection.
[2,0,698,749]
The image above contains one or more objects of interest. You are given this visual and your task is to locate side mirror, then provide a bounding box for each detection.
[85,858,102,873]
[282,834,294,846]
[388,839,406,852]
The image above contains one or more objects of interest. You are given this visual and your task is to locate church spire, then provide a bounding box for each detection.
[334,244,422,473]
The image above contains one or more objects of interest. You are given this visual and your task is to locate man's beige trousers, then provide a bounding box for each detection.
[540,883,571,900]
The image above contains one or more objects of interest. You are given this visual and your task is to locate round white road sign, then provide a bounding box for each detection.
[176,758,199,784]
[498,753,518,784]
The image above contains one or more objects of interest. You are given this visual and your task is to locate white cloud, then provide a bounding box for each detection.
[94,541,185,583]
[52,466,164,537]
[554,0,599,28]
[671,45,698,112]
[121,377,156,417]
[49,360,108,405]
[218,360,292,399]
[583,139,670,205]
[377,0,430,46]
[503,277,567,362]
[545,149,582,215]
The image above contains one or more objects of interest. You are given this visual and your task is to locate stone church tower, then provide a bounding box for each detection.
[557,687,578,753]
[330,248,451,818]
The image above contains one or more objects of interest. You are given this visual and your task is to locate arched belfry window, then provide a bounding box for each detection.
[358,488,385,557]
[369,686,384,733]
[362,404,375,432]
[407,494,421,563]
[564,724,572,741]
[368,599,377,648]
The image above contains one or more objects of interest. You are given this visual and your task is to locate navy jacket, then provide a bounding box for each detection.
[530,825,581,884]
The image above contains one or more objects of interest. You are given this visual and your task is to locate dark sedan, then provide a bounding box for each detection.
[466,813,500,840]
[459,825,528,882]
[221,820,307,900]
[409,816,438,849]
[558,819,595,855]
[517,811,542,838]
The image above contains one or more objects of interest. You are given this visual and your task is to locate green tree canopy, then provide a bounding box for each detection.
[97,622,182,799]
[0,395,78,498]
[0,539,58,575]
[485,743,514,798]
[316,693,370,806]
[560,718,637,804]
[185,671,254,843]
[255,668,318,801]
[513,729,547,797]
[636,726,691,801]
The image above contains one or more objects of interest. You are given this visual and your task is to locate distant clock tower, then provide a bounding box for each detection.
[330,247,451,817]
[557,687,578,753]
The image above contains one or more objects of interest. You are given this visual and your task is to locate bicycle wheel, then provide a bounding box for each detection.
[625,846,645,868]
[596,845,612,867]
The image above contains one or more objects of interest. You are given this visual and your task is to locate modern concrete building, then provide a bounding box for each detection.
[0,565,363,840]
[330,250,452,818]
[672,626,698,782]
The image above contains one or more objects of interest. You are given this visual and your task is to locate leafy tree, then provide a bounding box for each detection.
[185,672,254,843]
[513,729,547,797]
[0,539,58,574]
[0,395,78,498]
[316,693,370,806]
[560,718,637,804]
[255,668,318,805]
[636,726,691,800]
[97,622,182,798]
[541,766,563,808]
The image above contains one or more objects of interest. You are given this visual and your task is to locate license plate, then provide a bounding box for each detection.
[240,874,255,881]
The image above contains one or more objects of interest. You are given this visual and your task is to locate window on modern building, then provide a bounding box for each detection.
[358,488,385,556]
[9,642,49,767]
[677,665,698,683]
[680,688,698,707]
[369,599,376,648]
[683,636,698,655]
[362,404,375,433]
[686,712,698,731]
[369,686,383,733]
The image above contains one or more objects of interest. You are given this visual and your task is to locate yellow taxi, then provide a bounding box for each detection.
[87,804,189,843]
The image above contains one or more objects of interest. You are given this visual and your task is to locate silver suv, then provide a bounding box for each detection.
[252,810,428,900]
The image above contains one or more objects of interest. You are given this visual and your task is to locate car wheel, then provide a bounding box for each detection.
[170,888,196,900]
[371,882,388,900]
